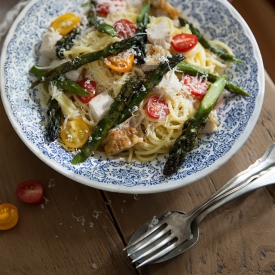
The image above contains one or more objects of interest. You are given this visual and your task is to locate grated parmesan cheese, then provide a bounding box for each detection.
[148,216,159,230]
[92,263,98,269]
[146,18,172,50]
[48,178,56,188]
[92,210,102,219]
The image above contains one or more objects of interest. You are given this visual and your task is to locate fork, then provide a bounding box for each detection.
[124,144,275,268]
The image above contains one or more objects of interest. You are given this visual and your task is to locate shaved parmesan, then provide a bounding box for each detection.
[146,18,172,50]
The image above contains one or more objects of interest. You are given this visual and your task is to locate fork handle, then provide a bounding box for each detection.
[187,144,275,221]
[195,166,275,224]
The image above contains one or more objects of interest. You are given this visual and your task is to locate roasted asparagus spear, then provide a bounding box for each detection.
[46,99,62,142]
[30,34,145,89]
[88,0,117,36]
[71,76,144,164]
[163,76,227,176]
[72,53,185,164]
[134,1,150,65]
[114,53,185,126]
[29,66,90,97]
[55,28,81,59]
[137,2,150,33]
[179,17,242,63]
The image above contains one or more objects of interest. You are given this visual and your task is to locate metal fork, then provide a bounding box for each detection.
[124,144,275,268]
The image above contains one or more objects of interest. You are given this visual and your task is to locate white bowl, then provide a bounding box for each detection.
[1,0,265,193]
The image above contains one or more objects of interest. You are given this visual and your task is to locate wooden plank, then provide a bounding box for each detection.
[106,74,275,274]
[0,102,136,274]
[1,0,275,273]
[232,0,275,83]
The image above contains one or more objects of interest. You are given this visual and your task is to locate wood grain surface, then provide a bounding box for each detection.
[1,2,275,275]
[1,75,274,275]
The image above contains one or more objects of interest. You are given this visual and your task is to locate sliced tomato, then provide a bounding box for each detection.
[182,75,209,99]
[146,96,170,119]
[113,19,137,39]
[76,78,96,103]
[106,52,134,72]
[96,0,123,16]
[0,203,18,230]
[60,118,90,149]
[171,34,198,52]
[51,13,81,35]
[16,180,44,204]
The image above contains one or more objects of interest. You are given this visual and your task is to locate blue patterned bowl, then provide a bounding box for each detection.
[1,0,264,193]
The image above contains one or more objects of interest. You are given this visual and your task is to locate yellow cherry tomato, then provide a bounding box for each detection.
[60,118,90,149]
[106,52,134,73]
[0,203,19,230]
[51,13,81,35]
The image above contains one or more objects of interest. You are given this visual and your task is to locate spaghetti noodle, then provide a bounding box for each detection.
[35,0,236,163]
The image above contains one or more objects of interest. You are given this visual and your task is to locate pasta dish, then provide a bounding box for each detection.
[30,0,247,175]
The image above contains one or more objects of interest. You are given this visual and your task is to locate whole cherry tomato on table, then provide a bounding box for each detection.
[16,180,44,204]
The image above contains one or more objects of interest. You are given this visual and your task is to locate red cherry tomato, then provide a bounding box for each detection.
[171,34,198,52]
[146,96,170,119]
[76,78,96,103]
[113,19,137,39]
[182,75,209,99]
[16,180,44,204]
[96,3,109,16]
[96,0,123,16]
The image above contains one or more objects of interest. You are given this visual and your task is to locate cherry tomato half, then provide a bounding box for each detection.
[16,180,44,204]
[182,75,209,99]
[171,34,198,52]
[0,203,18,230]
[60,118,90,149]
[96,0,123,16]
[146,96,170,119]
[113,19,137,39]
[76,78,96,103]
[106,52,134,72]
[51,13,81,35]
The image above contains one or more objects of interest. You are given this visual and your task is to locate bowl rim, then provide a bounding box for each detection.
[0,0,265,194]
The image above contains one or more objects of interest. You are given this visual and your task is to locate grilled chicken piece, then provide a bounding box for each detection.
[146,18,172,50]
[152,70,182,98]
[104,126,143,156]
[141,44,170,72]
[40,28,62,59]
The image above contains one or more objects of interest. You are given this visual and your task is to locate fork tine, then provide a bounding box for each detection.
[127,226,170,257]
[124,221,166,251]
[135,240,179,268]
[132,234,176,263]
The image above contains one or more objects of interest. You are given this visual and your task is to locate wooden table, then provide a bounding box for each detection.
[1,75,275,275]
[1,3,275,275]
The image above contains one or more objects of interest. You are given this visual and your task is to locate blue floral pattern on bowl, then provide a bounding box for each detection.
[1,0,265,193]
